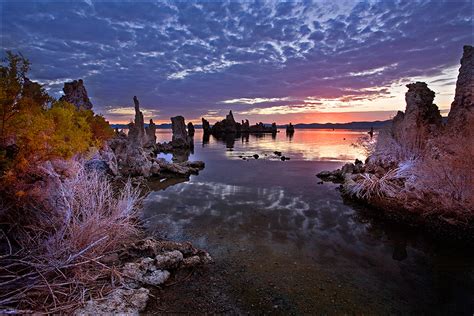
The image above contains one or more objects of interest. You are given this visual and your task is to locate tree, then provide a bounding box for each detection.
[0,51,50,146]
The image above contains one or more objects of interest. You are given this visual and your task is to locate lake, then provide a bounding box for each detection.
[143,129,473,314]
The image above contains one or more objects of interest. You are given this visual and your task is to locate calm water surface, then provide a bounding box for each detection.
[143,129,473,314]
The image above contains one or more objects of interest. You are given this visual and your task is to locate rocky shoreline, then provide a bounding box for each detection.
[317,45,473,243]
[52,81,213,314]
[75,238,213,315]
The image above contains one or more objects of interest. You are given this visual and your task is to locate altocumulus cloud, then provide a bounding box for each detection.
[1,0,471,123]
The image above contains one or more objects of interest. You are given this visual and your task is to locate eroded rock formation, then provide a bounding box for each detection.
[211,110,240,135]
[59,79,93,110]
[187,122,195,137]
[171,116,193,149]
[201,118,211,135]
[446,45,473,136]
[286,123,295,134]
[391,82,442,152]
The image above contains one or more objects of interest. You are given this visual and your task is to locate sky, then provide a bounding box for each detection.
[1,0,472,124]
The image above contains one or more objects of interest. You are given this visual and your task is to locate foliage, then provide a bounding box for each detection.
[0,52,114,174]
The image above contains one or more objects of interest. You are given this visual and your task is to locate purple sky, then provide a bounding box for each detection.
[1,0,472,124]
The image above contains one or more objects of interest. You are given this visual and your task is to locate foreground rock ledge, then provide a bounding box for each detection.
[75,238,213,315]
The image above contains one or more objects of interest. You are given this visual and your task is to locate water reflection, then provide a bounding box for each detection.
[147,129,473,313]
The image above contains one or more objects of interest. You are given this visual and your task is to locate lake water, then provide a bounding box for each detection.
[143,129,473,314]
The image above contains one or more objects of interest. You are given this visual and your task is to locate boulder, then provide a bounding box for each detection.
[59,79,93,110]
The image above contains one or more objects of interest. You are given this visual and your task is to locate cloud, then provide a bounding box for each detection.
[1,0,471,122]
[222,97,291,105]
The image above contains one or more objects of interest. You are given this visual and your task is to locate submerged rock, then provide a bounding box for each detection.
[59,79,93,110]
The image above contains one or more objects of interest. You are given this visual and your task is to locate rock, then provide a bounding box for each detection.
[171,116,193,149]
[211,110,240,135]
[75,288,149,316]
[128,96,146,147]
[341,163,355,174]
[201,118,211,135]
[144,119,157,148]
[187,122,195,137]
[446,45,473,136]
[253,154,259,159]
[84,159,113,175]
[249,122,276,133]
[155,250,184,269]
[59,79,93,110]
[122,258,171,286]
[271,122,277,134]
[157,159,205,176]
[286,123,295,134]
[150,162,161,175]
[274,151,282,156]
[391,82,442,152]
[241,119,250,132]
[316,169,344,183]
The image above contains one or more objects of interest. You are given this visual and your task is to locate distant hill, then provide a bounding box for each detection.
[111,118,448,130]
[290,120,391,129]
[111,121,390,130]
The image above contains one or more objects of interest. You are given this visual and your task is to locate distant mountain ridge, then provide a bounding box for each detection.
[111,118,448,130]
[111,120,391,130]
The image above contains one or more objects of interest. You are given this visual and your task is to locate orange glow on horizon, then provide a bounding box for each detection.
[104,110,399,125]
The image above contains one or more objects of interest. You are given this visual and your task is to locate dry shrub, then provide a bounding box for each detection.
[345,168,405,200]
[351,133,377,158]
[369,127,420,167]
[0,163,142,313]
[350,127,473,221]
[414,139,474,218]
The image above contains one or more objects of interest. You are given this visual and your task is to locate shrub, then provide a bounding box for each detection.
[0,163,142,312]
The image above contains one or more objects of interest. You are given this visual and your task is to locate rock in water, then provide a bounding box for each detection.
[171,116,192,148]
[211,110,241,135]
[59,79,93,110]
[241,119,250,132]
[286,123,295,134]
[391,82,442,152]
[187,122,195,137]
[202,118,211,135]
[144,119,157,148]
[446,45,473,136]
